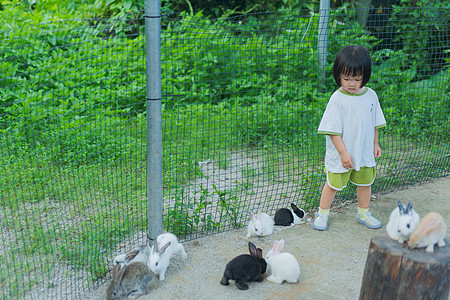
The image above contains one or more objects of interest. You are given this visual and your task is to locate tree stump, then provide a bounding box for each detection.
[359,230,450,300]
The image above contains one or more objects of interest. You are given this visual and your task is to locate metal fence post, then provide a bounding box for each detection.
[318,0,330,88]
[145,0,163,240]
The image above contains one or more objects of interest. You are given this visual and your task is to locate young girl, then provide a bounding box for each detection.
[313,45,386,231]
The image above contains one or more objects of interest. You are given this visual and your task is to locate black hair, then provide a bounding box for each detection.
[332,45,371,87]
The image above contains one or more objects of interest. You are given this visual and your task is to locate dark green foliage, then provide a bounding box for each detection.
[382,1,450,81]
[164,0,319,19]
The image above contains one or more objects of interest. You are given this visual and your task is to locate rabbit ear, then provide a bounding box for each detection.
[117,265,128,283]
[251,211,260,220]
[112,263,121,279]
[291,203,305,218]
[271,241,279,253]
[277,239,285,252]
[406,202,413,214]
[124,249,139,261]
[159,241,171,254]
[256,248,263,260]
[257,209,262,216]
[112,264,127,283]
[248,242,257,256]
[397,201,405,214]
[272,240,285,253]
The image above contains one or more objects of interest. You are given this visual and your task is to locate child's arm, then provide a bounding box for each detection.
[374,128,381,158]
[330,135,353,169]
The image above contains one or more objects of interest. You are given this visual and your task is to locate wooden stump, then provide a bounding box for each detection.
[359,230,450,300]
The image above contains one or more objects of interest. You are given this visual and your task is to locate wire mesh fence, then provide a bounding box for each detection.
[1,6,449,299]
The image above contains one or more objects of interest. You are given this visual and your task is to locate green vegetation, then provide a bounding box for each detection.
[0,1,449,298]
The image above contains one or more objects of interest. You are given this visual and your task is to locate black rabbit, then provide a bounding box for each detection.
[220,242,267,290]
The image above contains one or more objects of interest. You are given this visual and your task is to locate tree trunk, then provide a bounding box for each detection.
[359,230,449,300]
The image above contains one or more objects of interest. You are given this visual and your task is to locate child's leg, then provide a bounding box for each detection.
[356,185,371,209]
[313,183,337,231]
[356,185,381,229]
[320,182,337,210]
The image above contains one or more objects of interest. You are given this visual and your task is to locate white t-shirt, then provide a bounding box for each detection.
[318,87,386,173]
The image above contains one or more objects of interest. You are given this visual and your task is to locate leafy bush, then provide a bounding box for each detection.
[164,0,319,19]
[161,11,319,108]
[368,0,450,81]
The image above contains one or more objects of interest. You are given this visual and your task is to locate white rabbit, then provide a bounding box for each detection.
[113,244,151,267]
[247,210,274,238]
[386,201,420,244]
[408,212,446,253]
[265,240,300,284]
[148,233,187,281]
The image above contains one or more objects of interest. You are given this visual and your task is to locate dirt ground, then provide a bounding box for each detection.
[86,176,449,300]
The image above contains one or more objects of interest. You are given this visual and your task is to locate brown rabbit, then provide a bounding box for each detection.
[106,262,155,300]
[408,212,446,253]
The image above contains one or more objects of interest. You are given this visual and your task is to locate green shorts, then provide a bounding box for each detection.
[326,167,376,191]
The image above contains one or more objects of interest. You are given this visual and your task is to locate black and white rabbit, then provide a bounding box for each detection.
[274,203,305,226]
[220,242,267,290]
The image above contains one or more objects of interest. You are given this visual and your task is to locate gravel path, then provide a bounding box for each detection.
[86,176,450,300]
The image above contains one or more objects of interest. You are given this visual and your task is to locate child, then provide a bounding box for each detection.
[313,45,386,231]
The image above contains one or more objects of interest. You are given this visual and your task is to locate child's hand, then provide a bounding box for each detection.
[340,151,353,169]
[374,144,382,158]
[330,135,354,169]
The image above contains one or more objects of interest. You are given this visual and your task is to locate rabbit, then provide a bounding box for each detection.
[274,203,306,226]
[220,241,267,290]
[247,210,274,237]
[106,262,154,300]
[265,239,300,284]
[148,232,187,281]
[386,201,420,244]
[113,244,151,267]
[408,212,447,253]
